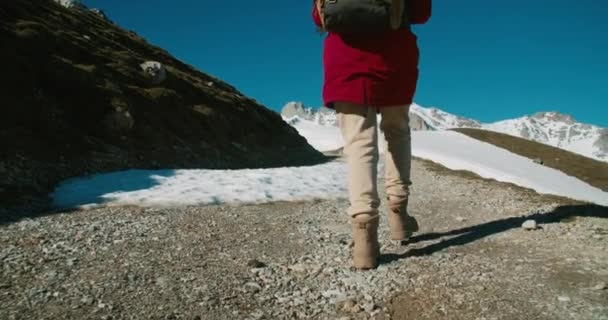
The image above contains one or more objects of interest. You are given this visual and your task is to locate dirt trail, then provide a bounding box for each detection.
[1,159,606,320]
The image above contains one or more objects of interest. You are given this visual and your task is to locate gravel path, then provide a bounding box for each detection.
[1,159,607,320]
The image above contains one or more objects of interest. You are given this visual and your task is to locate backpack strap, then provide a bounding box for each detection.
[390,0,404,30]
[315,0,326,29]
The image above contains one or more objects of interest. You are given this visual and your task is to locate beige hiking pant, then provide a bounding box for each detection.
[335,102,412,217]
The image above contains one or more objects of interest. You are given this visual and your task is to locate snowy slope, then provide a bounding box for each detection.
[284,117,344,152]
[412,131,607,205]
[52,162,349,210]
[52,119,608,209]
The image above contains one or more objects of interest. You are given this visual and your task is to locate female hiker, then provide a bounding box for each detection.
[312,0,432,269]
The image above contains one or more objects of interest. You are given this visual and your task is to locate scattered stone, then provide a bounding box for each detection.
[456,216,467,222]
[322,289,348,304]
[46,270,58,281]
[155,276,169,288]
[340,299,356,312]
[522,220,538,230]
[362,302,376,313]
[139,61,167,84]
[247,259,267,268]
[370,309,382,318]
[53,0,80,9]
[533,158,544,165]
[557,296,571,302]
[341,299,361,313]
[289,263,308,274]
[89,8,110,21]
[250,310,265,320]
[592,282,606,291]
[80,296,94,305]
[244,282,262,294]
[103,106,134,135]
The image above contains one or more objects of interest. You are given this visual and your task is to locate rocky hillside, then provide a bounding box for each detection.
[0,0,325,213]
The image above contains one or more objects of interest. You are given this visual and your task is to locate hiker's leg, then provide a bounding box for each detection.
[335,102,380,269]
[335,102,380,216]
[380,105,411,202]
[380,105,418,240]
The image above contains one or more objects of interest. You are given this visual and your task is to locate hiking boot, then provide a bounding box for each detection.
[387,199,419,241]
[351,213,380,270]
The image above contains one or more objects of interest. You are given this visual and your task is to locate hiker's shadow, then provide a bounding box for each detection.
[379,204,608,264]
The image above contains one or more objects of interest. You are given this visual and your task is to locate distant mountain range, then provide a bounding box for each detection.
[281,102,607,162]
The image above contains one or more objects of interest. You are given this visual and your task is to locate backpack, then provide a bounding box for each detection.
[317,0,410,35]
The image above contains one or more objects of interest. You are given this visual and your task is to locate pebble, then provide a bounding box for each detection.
[156,277,169,288]
[250,310,264,319]
[244,282,262,293]
[522,220,538,230]
[80,296,94,305]
[247,259,267,268]
[341,299,356,312]
[341,299,361,313]
[322,289,347,303]
[289,264,308,274]
[592,282,606,291]
[362,302,376,313]
[557,296,571,302]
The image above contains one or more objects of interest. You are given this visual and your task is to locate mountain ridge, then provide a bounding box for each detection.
[281,101,607,162]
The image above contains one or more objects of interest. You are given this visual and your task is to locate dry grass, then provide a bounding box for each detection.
[451,128,608,192]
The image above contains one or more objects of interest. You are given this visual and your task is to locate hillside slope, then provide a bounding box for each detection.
[453,128,608,192]
[410,104,607,162]
[0,0,324,211]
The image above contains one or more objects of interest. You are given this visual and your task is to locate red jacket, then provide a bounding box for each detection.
[312,0,432,108]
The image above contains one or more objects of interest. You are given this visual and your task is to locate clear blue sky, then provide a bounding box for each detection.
[83,0,608,126]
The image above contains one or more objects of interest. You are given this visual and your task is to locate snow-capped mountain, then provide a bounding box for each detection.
[282,102,338,126]
[409,104,608,162]
[281,101,433,131]
[281,102,607,162]
[409,104,482,129]
[484,112,607,162]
